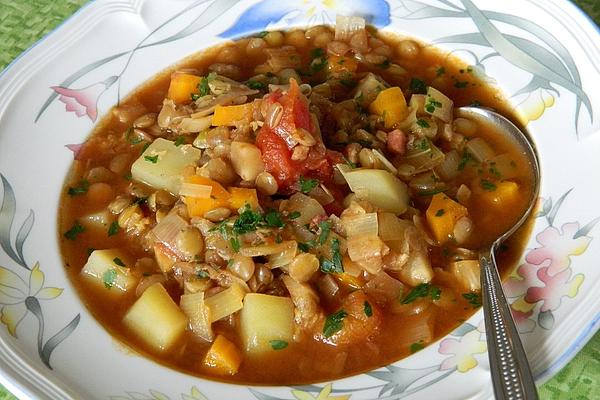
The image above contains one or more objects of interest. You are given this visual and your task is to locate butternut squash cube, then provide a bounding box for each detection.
[239,293,294,354]
[122,283,188,352]
[203,334,243,375]
[81,249,136,294]
[426,193,468,243]
[477,180,519,209]
[212,103,255,126]
[369,87,408,128]
[167,73,202,104]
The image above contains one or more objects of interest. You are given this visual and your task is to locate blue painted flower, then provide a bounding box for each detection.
[220,0,391,39]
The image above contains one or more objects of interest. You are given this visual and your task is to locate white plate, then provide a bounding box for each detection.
[1,0,599,399]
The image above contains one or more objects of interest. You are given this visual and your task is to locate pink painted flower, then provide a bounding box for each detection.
[524,267,584,312]
[526,222,591,276]
[52,76,118,121]
[65,143,85,160]
[510,307,536,333]
[505,259,548,298]
[439,329,487,372]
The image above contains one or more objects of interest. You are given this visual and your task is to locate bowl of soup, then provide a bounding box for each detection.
[1,1,599,399]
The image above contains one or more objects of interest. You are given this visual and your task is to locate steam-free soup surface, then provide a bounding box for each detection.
[59,18,534,384]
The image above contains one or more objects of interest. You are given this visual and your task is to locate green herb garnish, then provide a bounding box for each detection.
[102,269,117,289]
[113,257,126,267]
[320,238,344,274]
[64,221,85,241]
[269,340,288,350]
[436,66,446,77]
[299,176,319,194]
[232,205,263,235]
[311,48,325,58]
[264,209,285,228]
[457,150,473,171]
[257,31,269,38]
[462,292,482,308]
[246,80,266,90]
[230,236,241,252]
[108,221,120,237]
[416,119,430,128]
[144,155,159,163]
[318,221,331,245]
[174,136,186,146]
[67,180,89,196]
[288,211,301,220]
[425,97,442,113]
[410,341,425,353]
[454,80,469,88]
[401,283,441,304]
[409,78,427,94]
[376,59,390,69]
[364,301,373,317]
[323,309,347,338]
[480,179,497,191]
[435,209,445,217]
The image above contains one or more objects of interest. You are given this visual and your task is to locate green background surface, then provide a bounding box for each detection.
[0,0,599,399]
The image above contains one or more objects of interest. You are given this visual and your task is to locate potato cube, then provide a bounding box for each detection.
[131,138,201,194]
[123,283,188,352]
[239,293,294,354]
[81,249,136,294]
[80,210,114,233]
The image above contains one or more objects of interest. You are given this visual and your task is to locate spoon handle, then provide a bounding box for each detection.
[480,250,539,400]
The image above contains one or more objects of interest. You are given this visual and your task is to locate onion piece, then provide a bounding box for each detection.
[179,116,212,133]
[343,212,379,238]
[180,291,213,342]
[372,149,398,174]
[378,212,412,241]
[364,271,405,305]
[485,153,519,179]
[285,193,326,226]
[456,184,472,205]
[268,241,298,268]
[240,240,296,257]
[265,46,301,72]
[335,15,366,41]
[465,137,495,162]
[425,87,453,122]
[152,212,188,251]
[449,260,481,292]
[453,216,473,244]
[435,149,460,180]
[403,138,445,173]
[179,182,212,198]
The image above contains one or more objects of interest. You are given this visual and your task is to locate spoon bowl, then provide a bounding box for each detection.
[457,106,540,400]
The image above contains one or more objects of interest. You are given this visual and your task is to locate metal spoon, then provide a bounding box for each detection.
[457,107,540,400]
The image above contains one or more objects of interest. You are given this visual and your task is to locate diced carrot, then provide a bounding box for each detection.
[369,87,408,128]
[327,55,359,75]
[203,334,243,375]
[167,73,201,104]
[183,176,231,217]
[477,181,519,208]
[333,272,364,289]
[212,103,255,126]
[228,187,259,210]
[426,193,468,244]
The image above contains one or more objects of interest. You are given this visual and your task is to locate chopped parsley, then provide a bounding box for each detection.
[454,80,469,88]
[63,221,85,241]
[457,150,473,171]
[469,100,482,107]
[257,31,269,38]
[246,80,266,90]
[376,59,391,69]
[320,238,344,274]
[191,72,216,100]
[230,236,241,252]
[409,78,427,94]
[310,48,325,58]
[480,179,497,191]
[197,270,210,279]
[288,211,301,220]
[264,209,285,228]
[108,221,120,237]
[140,142,150,155]
[298,242,313,252]
[144,155,159,163]
[340,77,357,88]
[269,340,288,350]
[435,209,445,217]
[67,180,89,196]
[318,221,331,245]
[425,97,443,113]
[342,155,357,169]
[174,136,186,146]
[364,301,373,317]
[299,176,319,194]
[489,166,502,178]
[112,257,126,267]
[124,127,143,145]
[323,309,347,338]
[401,283,441,304]
[416,119,430,128]
[417,188,446,196]
[436,66,446,77]
[410,341,425,353]
[232,205,263,235]
[462,292,482,308]
[417,138,430,150]
[102,269,117,289]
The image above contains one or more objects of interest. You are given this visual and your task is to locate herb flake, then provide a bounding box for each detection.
[299,176,319,194]
[102,269,117,289]
[462,292,482,308]
[323,309,347,338]
[144,155,159,163]
[64,221,85,241]
[108,221,120,237]
[269,340,288,350]
[364,301,373,317]
[67,180,89,196]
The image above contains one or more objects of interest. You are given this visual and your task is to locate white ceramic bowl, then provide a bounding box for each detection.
[1,0,600,399]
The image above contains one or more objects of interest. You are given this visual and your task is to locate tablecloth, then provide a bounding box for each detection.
[0,0,599,399]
